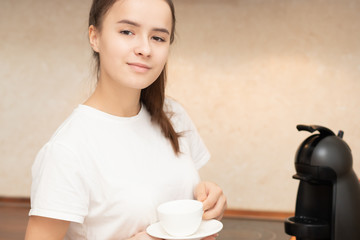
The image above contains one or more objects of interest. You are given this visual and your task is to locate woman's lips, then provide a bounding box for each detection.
[127,62,151,73]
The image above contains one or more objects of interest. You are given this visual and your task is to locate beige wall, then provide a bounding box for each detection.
[1,0,359,212]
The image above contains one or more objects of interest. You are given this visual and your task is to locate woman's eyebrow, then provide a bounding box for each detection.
[117,19,169,35]
[153,27,169,35]
[117,19,140,27]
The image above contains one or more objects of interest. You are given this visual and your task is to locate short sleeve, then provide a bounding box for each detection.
[165,98,211,169]
[29,142,89,223]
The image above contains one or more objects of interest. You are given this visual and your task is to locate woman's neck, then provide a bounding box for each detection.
[84,79,142,117]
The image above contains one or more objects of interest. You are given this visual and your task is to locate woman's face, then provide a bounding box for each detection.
[90,0,172,90]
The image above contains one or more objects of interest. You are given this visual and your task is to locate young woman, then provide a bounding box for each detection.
[25,0,227,239]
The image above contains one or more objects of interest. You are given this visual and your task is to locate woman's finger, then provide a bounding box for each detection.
[203,194,227,220]
[203,184,224,211]
[201,234,217,240]
[194,181,227,220]
[194,182,208,202]
[201,182,223,212]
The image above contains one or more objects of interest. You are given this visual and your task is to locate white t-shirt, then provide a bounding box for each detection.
[29,98,210,240]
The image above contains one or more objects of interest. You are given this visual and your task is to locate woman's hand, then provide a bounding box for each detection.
[194,181,227,220]
[201,234,219,240]
[130,231,163,240]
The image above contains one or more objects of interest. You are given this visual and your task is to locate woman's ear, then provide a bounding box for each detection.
[89,25,100,52]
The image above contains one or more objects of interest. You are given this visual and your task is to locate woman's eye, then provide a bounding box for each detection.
[120,30,134,36]
[152,36,165,42]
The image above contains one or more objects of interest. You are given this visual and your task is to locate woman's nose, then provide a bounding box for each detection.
[134,37,151,57]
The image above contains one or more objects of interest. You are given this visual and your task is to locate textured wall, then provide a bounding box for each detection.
[1,0,359,212]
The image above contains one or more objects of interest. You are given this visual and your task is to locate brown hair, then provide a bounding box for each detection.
[89,0,181,154]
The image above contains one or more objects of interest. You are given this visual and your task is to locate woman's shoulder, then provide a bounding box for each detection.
[34,106,94,166]
[47,106,92,147]
[164,97,194,131]
[164,97,187,115]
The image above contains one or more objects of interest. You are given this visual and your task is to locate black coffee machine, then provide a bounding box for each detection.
[285,124,360,240]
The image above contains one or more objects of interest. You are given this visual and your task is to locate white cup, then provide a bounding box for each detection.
[157,199,203,237]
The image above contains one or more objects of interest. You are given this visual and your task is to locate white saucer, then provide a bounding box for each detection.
[146,219,223,240]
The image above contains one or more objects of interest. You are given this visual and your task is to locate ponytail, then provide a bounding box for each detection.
[140,66,181,154]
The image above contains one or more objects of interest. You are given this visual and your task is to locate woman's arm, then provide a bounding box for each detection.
[25,216,70,240]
